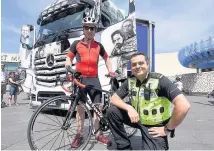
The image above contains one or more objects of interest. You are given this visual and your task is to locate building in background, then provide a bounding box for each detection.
[155,52,196,76]
[155,36,214,76]
[178,36,214,71]
[1,53,20,76]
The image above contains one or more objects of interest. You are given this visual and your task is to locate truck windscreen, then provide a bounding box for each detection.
[36,6,86,43]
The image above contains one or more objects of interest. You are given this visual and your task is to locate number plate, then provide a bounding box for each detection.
[49,102,56,106]
[48,101,61,107]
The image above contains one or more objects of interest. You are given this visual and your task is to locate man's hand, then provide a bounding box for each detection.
[106,72,116,78]
[65,65,71,71]
[127,105,139,123]
[148,127,169,138]
[65,56,72,68]
[16,80,22,85]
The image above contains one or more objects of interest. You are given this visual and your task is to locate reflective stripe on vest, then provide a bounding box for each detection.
[128,74,171,125]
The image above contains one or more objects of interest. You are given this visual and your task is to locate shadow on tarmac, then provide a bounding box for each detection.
[192,101,214,106]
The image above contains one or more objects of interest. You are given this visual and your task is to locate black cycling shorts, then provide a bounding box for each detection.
[79,77,102,104]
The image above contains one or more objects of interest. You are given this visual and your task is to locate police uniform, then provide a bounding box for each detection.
[106,72,181,150]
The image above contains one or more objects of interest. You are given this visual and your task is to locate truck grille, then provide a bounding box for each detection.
[37,91,66,103]
[34,53,67,87]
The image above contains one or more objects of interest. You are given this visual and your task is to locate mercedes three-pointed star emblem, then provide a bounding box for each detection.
[46,54,54,67]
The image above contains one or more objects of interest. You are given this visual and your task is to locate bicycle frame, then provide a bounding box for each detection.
[60,71,112,132]
[27,68,137,151]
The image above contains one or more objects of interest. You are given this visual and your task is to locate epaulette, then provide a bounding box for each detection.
[149,72,163,79]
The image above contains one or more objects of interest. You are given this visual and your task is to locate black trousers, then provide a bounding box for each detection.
[106,105,169,150]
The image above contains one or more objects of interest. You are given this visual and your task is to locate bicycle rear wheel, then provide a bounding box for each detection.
[27,96,93,150]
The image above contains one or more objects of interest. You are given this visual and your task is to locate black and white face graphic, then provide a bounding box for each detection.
[110,18,136,56]
[122,19,135,40]
[112,33,124,49]
[122,20,132,33]
[111,30,125,56]
[101,16,137,81]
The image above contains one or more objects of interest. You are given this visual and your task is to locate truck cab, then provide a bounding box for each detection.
[19,0,155,109]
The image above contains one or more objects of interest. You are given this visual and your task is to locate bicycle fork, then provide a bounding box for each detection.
[61,95,77,130]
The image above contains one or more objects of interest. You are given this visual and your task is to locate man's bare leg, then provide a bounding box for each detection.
[76,105,85,135]
[71,104,85,148]
[93,104,111,145]
[93,104,102,137]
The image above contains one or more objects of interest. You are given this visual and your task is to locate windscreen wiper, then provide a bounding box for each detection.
[35,32,57,47]
[34,39,45,47]
[43,33,56,39]
[55,27,82,41]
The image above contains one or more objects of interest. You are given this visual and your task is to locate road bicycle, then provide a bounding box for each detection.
[27,67,137,150]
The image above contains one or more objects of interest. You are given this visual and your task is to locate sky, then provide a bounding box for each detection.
[1,0,214,54]
[135,0,214,53]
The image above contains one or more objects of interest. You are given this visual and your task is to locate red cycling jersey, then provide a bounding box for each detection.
[67,39,108,77]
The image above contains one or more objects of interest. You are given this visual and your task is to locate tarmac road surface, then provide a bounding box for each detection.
[1,92,214,150]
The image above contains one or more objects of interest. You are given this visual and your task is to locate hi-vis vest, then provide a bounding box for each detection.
[128,73,171,125]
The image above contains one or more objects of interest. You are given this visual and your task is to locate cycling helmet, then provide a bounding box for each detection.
[82,16,97,27]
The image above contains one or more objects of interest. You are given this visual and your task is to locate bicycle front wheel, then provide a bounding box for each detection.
[27,96,93,150]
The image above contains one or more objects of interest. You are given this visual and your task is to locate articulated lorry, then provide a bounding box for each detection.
[19,0,155,109]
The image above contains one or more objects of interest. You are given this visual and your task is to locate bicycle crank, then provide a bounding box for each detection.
[99,117,109,131]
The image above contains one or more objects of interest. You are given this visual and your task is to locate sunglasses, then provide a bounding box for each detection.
[84,26,95,31]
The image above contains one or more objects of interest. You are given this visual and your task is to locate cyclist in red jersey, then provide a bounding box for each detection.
[65,15,114,147]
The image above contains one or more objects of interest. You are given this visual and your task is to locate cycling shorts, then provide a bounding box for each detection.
[79,77,102,104]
